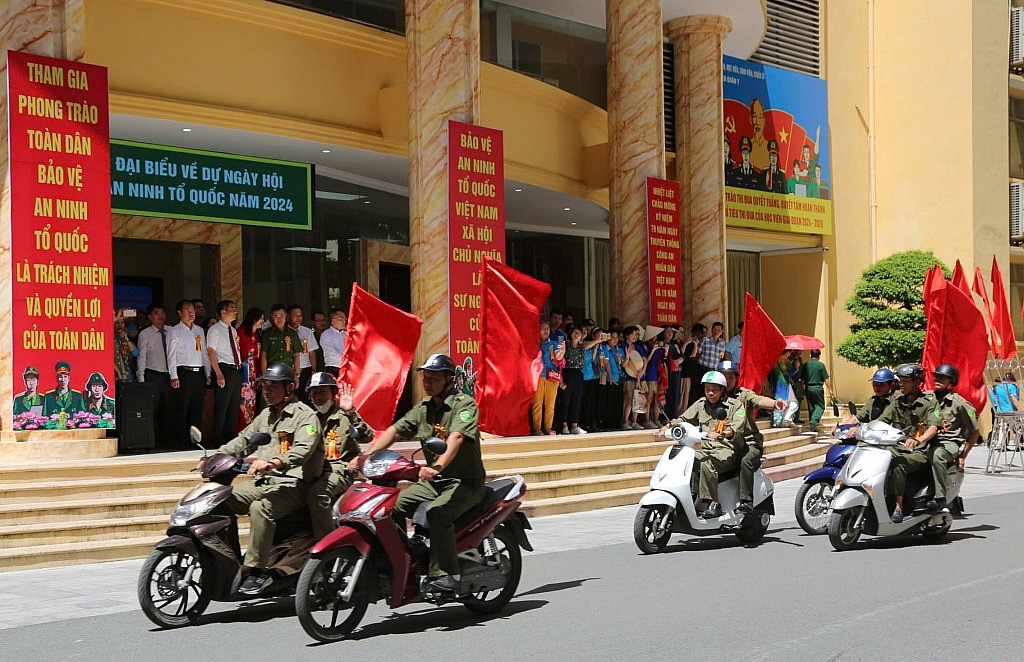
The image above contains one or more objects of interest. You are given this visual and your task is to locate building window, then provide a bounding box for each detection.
[270,0,405,34]
[1010,98,1024,180]
[750,0,821,77]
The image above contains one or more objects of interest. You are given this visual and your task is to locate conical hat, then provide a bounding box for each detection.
[624,350,645,378]
[641,325,664,342]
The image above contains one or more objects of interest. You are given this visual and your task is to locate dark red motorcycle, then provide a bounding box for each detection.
[294,439,533,643]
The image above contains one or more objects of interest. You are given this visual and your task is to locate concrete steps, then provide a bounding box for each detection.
[0,418,837,571]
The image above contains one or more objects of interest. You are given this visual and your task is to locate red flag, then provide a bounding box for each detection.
[477,257,551,436]
[922,264,946,309]
[991,256,1017,359]
[738,293,788,392]
[922,281,989,412]
[921,276,946,390]
[972,266,999,355]
[951,260,971,295]
[338,284,422,433]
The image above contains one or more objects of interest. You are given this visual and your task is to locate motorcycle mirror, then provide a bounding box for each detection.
[422,436,448,456]
[250,432,273,446]
[714,407,727,421]
[349,424,362,443]
[190,426,206,454]
[847,401,857,416]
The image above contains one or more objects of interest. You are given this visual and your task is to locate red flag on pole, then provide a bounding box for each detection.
[477,257,551,436]
[950,260,971,295]
[338,284,422,433]
[971,266,1000,355]
[922,265,946,309]
[991,256,1017,360]
[738,293,788,392]
[921,275,946,390]
[922,280,989,412]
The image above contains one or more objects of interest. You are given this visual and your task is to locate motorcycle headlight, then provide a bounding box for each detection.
[362,456,396,478]
[170,491,221,526]
[351,493,390,518]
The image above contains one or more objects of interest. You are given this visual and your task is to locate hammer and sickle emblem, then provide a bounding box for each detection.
[725,116,736,134]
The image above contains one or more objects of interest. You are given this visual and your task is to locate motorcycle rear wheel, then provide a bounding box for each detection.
[633,505,673,554]
[795,479,834,535]
[735,513,770,544]
[463,526,522,615]
[137,548,210,628]
[827,506,864,551]
[295,548,370,643]
[921,519,952,541]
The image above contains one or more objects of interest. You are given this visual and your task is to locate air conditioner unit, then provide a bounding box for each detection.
[1011,181,1024,241]
[1012,7,1024,68]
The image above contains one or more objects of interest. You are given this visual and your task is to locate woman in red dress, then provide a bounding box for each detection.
[236,306,265,431]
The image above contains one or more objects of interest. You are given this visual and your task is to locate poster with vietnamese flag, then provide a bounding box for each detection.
[447,120,505,396]
[7,51,114,431]
[646,177,682,326]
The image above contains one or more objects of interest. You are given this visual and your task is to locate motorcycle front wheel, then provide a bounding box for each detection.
[633,505,673,554]
[827,506,864,551]
[795,479,835,535]
[137,548,210,628]
[463,526,522,615]
[295,547,370,643]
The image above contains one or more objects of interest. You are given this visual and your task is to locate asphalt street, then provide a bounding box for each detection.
[3,458,1024,661]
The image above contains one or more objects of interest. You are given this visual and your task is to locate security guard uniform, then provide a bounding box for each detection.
[218,400,323,568]
[261,326,302,368]
[923,391,977,501]
[800,358,830,429]
[672,397,747,502]
[306,406,373,539]
[880,391,937,499]
[856,392,896,423]
[728,388,765,503]
[392,391,486,578]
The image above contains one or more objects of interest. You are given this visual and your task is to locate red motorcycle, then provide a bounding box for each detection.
[294,439,533,643]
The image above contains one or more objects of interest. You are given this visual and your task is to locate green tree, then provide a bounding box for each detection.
[836,250,950,368]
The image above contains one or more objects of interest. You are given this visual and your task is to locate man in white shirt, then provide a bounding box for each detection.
[287,304,319,404]
[167,300,210,447]
[136,303,173,447]
[206,300,242,445]
[319,307,347,378]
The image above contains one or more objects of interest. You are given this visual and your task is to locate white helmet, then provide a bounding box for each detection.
[306,371,338,391]
[700,370,728,389]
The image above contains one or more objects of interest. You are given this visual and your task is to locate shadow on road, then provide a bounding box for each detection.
[655,529,803,553]
[830,526,996,552]
[517,577,599,597]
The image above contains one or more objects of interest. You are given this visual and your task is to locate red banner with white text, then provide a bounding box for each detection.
[646,177,683,326]
[7,51,113,431]
[447,120,505,395]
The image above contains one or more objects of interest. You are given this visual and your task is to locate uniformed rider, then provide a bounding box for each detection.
[918,364,979,510]
[665,370,747,519]
[214,363,324,594]
[351,354,486,594]
[305,372,374,540]
[856,368,898,423]
[878,363,937,523]
[717,361,786,513]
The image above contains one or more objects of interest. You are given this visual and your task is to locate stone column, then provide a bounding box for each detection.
[406,0,479,368]
[606,0,666,326]
[0,1,103,458]
[665,15,732,328]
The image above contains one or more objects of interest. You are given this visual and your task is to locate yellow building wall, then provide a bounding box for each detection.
[82,0,607,208]
[823,0,1009,404]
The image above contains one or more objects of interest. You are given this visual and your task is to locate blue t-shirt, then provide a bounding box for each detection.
[582,345,600,381]
[991,383,1019,412]
[643,345,662,382]
[602,344,624,383]
[540,338,560,373]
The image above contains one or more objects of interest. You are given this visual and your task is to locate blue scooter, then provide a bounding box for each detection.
[794,403,858,535]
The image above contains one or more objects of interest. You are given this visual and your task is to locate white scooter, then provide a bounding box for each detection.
[633,422,775,553]
[827,420,963,551]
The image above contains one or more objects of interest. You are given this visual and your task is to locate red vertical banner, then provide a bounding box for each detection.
[7,51,113,431]
[447,120,505,395]
[646,177,682,326]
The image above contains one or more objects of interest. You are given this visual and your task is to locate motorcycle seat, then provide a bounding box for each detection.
[412,477,518,530]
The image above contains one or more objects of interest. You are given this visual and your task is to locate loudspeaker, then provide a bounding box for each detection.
[117,382,155,451]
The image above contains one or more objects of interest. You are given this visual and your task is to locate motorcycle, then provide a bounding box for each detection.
[794,403,859,535]
[827,420,963,551]
[294,438,533,643]
[137,428,316,628]
[633,420,775,554]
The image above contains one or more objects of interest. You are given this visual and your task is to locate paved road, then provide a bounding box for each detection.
[3,458,1023,661]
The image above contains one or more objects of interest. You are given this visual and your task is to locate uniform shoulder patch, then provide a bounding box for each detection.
[305,424,317,436]
[459,410,472,422]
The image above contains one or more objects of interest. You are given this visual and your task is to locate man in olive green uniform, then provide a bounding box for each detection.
[919,364,978,510]
[856,368,898,423]
[879,363,937,522]
[215,363,323,594]
[305,372,373,540]
[799,349,833,432]
[717,361,787,513]
[355,354,485,594]
[43,361,86,416]
[13,366,44,415]
[259,304,302,384]
[83,372,116,416]
[667,370,748,519]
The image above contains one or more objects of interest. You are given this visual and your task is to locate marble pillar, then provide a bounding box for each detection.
[0,1,110,456]
[406,0,479,372]
[606,0,666,326]
[666,15,732,328]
